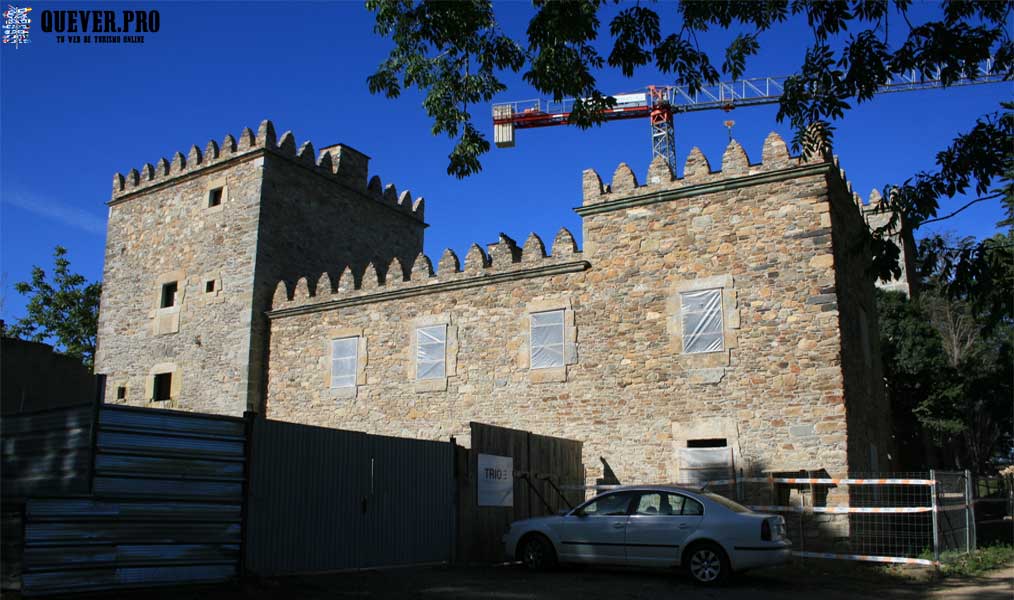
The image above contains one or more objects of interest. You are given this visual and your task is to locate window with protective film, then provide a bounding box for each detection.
[530,309,565,369]
[680,289,724,354]
[330,337,358,389]
[415,325,446,381]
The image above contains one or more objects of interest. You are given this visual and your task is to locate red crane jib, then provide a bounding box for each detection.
[493,105,653,130]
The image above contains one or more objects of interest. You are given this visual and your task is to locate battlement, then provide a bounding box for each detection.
[583,132,841,205]
[270,228,583,312]
[110,119,424,221]
[582,132,882,228]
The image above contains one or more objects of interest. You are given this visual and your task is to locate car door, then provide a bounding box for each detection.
[552,491,635,565]
[624,492,704,567]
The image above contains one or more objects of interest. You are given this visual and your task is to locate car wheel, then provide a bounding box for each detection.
[519,534,557,571]
[686,542,730,585]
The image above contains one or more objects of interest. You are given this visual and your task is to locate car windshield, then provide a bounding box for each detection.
[703,492,752,513]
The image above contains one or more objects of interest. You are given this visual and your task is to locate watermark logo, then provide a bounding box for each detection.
[2,5,32,47]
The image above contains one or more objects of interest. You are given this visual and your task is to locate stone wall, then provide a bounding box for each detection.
[828,174,894,472]
[265,133,889,486]
[95,120,426,416]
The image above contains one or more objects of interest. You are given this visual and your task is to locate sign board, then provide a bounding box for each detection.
[477,453,513,507]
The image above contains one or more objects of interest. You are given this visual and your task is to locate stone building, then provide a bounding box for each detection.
[96,120,894,486]
[95,121,425,415]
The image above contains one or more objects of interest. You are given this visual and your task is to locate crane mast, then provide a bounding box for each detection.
[492,58,1005,173]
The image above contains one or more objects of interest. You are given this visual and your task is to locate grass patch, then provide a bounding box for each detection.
[939,544,1014,578]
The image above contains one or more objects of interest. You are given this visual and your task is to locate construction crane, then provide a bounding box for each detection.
[492,58,1006,173]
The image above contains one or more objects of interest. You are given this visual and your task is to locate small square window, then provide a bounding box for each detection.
[680,289,724,354]
[416,325,446,381]
[116,386,126,400]
[208,187,224,208]
[530,310,565,369]
[160,281,178,308]
[152,373,172,401]
[205,280,216,293]
[330,337,358,389]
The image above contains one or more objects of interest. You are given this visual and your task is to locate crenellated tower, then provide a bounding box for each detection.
[95,120,426,416]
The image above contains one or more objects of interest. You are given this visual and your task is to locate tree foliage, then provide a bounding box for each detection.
[5,246,101,368]
[368,0,1012,177]
[878,231,1013,472]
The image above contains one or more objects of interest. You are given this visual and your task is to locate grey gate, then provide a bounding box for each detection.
[245,419,455,575]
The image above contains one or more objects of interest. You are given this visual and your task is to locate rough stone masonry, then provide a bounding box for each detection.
[96,121,897,488]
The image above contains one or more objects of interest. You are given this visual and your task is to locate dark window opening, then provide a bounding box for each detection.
[687,438,727,448]
[208,187,223,207]
[116,386,126,400]
[160,282,178,308]
[152,373,172,402]
[205,280,215,293]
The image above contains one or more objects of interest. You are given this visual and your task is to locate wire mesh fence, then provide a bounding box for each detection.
[701,470,976,565]
[566,470,979,565]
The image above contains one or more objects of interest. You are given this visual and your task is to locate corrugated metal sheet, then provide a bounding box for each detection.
[20,404,246,596]
[1,404,95,499]
[246,419,455,575]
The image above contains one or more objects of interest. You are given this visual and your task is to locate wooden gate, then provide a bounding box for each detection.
[455,422,584,564]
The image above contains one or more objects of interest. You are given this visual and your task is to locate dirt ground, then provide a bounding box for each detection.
[10,559,1011,600]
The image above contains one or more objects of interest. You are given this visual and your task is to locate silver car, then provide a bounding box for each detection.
[502,485,790,584]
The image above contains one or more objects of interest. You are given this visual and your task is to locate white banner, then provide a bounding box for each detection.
[477,453,513,507]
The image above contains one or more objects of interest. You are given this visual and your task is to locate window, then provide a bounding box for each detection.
[634,492,688,516]
[680,289,723,354]
[205,280,216,293]
[687,438,727,448]
[330,337,358,389]
[208,187,223,208]
[530,309,564,369]
[682,497,704,515]
[416,325,446,381]
[116,386,126,400]
[152,373,172,401]
[160,281,178,308]
[579,492,635,516]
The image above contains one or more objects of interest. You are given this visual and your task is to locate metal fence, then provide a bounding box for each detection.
[20,404,247,596]
[699,470,976,566]
[1,403,97,590]
[245,419,456,575]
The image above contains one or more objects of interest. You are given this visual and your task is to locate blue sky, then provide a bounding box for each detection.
[1,2,1009,329]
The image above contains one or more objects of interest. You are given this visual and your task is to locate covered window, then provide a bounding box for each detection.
[530,309,564,369]
[330,337,358,389]
[680,289,724,354]
[416,325,446,381]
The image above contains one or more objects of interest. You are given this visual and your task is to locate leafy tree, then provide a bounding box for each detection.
[877,230,1013,472]
[5,246,101,368]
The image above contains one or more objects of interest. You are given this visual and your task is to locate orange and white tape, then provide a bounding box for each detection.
[793,551,936,566]
[678,477,937,487]
[748,505,933,514]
